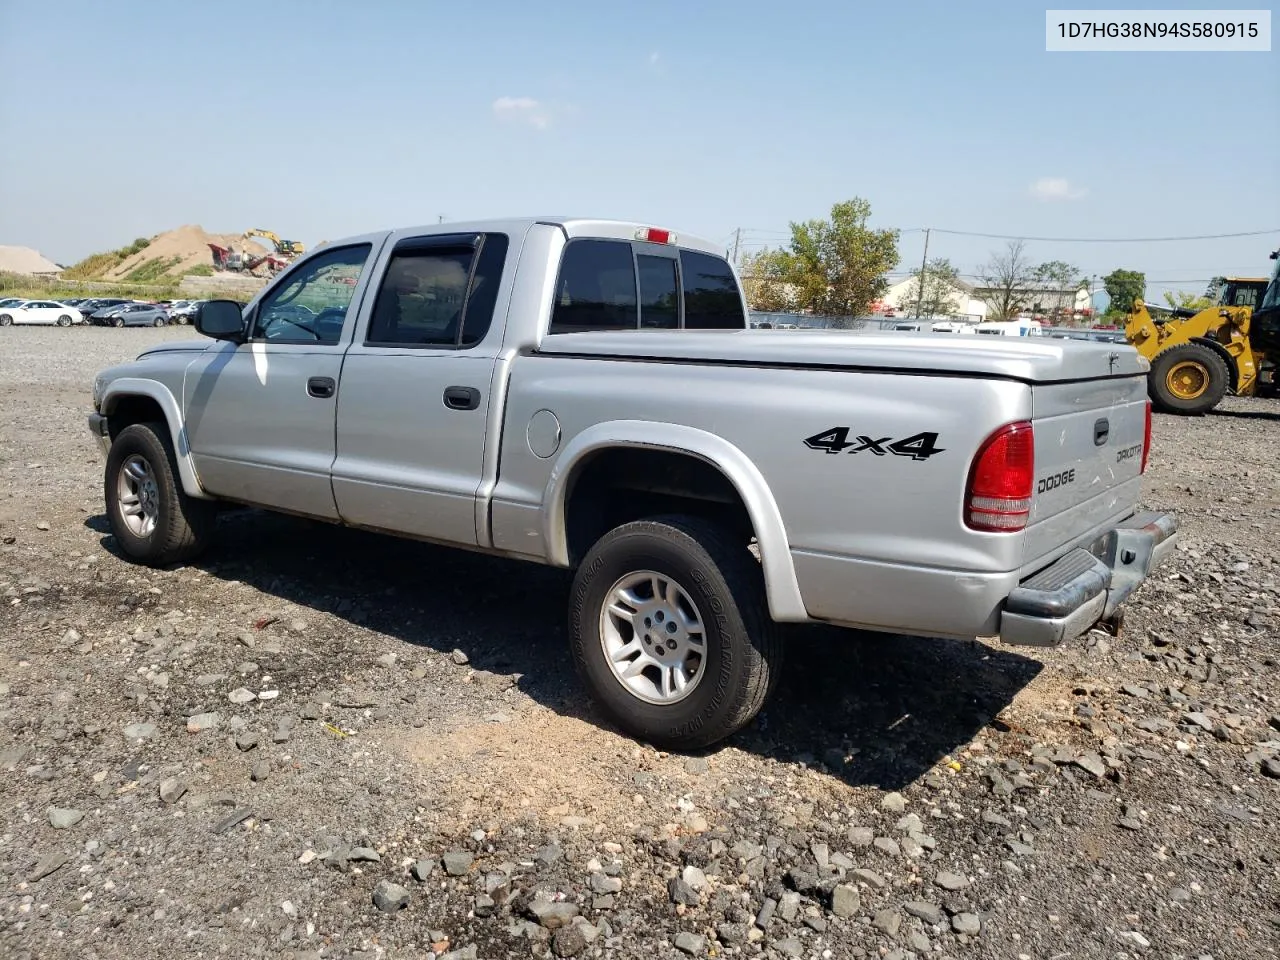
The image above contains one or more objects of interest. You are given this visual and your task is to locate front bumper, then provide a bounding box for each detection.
[1000,511,1178,647]
[87,411,111,457]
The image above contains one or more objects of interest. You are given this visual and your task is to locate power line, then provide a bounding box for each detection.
[739,225,1276,244]
[909,227,1276,243]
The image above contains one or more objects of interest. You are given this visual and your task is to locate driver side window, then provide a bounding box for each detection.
[252,243,372,345]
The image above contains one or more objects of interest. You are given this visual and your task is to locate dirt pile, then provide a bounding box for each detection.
[105,225,271,281]
[0,245,62,275]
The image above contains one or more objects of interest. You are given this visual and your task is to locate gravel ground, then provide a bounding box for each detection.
[2,326,1277,960]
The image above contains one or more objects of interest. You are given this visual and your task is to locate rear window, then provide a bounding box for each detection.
[638,255,679,329]
[550,239,637,333]
[680,250,744,329]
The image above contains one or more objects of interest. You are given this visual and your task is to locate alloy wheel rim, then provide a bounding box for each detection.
[117,454,159,537]
[599,570,706,705]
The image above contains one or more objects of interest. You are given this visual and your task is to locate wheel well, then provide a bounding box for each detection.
[106,395,167,440]
[564,448,756,565]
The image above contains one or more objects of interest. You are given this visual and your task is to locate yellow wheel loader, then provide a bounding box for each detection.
[1123,269,1277,415]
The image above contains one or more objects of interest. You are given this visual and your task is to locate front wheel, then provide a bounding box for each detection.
[1149,342,1229,414]
[568,515,782,750]
[0,315,11,327]
[113,317,125,328]
[105,422,215,564]
[153,317,165,327]
[57,315,72,327]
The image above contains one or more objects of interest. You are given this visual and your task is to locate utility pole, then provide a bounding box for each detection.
[731,228,741,267]
[914,228,930,319]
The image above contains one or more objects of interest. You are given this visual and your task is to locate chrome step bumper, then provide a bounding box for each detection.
[1000,511,1178,648]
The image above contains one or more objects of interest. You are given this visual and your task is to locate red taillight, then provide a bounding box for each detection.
[1140,400,1152,474]
[965,420,1035,532]
[635,227,675,244]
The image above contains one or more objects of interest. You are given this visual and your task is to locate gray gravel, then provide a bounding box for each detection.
[2,326,1278,959]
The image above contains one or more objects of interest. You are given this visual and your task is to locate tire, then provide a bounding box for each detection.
[113,317,125,328]
[57,315,72,327]
[153,317,165,327]
[568,514,782,750]
[1149,342,1229,415]
[0,315,11,327]
[104,421,215,565]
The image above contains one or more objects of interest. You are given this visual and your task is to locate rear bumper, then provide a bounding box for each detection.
[1000,511,1178,647]
[87,412,111,457]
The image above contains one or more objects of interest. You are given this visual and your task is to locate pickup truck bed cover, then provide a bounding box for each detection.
[535,329,1149,384]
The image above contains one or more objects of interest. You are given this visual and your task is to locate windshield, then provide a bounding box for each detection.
[1261,255,1280,312]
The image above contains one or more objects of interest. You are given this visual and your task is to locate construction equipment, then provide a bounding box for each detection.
[244,229,305,257]
[1123,272,1275,415]
[207,244,289,277]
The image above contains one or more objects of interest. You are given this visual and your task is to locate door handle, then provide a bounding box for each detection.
[443,385,481,411]
[1093,417,1109,446]
[307,376,336,399]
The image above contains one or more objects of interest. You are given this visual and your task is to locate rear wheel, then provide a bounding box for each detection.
[105,422,215,564]
[568,515,782,750]
[57,314,72,327]
[0,315,11,327]
[1149,342,1229,414]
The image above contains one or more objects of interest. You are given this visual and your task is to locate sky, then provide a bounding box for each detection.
[1,0,1276,302]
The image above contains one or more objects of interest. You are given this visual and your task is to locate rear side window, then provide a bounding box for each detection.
[550,240,637,333]
[680,250,744,329]
[366,233,509,348]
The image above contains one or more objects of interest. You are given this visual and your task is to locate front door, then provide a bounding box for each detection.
[331,231,511,545]
[183,242,377,519]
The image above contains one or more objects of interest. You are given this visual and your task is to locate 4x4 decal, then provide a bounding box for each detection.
[803,427,945,461]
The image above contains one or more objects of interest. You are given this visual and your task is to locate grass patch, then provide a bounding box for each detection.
[125,256,183,283]
[185,264,214,277]
[0,270,183,302]
[62,236,154,280]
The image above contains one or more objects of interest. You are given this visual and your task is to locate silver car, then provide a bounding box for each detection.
[96,303,169,327]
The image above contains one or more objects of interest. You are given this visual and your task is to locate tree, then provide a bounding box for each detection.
[740,198,900,321]
[977,240,1037,321]
[1163,289,1213,311]
[1103,269,1146,315]
[740,248,793,312]
[1031,260,1085,322]
[900,257,962,318]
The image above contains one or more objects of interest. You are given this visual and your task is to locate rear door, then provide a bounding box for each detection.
[1023,374,1149,566]
[330,230,512,545]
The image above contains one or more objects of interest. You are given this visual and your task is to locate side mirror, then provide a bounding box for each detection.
[195,299,246,342]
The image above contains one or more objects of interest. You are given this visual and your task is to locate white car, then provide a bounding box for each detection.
[0,299,82,327]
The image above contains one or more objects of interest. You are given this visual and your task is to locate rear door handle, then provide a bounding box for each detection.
[443,386,481,411]
[307,376,336,399]
[1093,417,1110,445]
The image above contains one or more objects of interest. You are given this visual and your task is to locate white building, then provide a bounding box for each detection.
[881,276,988,322]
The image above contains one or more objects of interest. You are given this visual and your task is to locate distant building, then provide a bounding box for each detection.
[970,283,1092,321]
[0,245,62,276]
[881,276,988,321]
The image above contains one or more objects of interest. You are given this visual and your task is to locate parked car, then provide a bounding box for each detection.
[0,297,30,310]
[166,299,205,324]
[92,302,168,327]
[87,216,1175,749]
[78,298,135,321]
[0,299,82,326]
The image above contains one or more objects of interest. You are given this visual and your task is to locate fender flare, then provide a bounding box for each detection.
[100,378,212,500]
[542,420,809,622]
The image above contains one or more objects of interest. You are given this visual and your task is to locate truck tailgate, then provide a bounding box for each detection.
[1023,375,1149,569]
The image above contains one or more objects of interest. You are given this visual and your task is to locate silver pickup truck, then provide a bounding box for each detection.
[88,217,1177,748]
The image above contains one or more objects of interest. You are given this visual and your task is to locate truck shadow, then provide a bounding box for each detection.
[90,508,1042,792]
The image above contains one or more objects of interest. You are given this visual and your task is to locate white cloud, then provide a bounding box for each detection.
[492,96,551,130]
[1029,177,1088,201]
[649,51,661,66]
